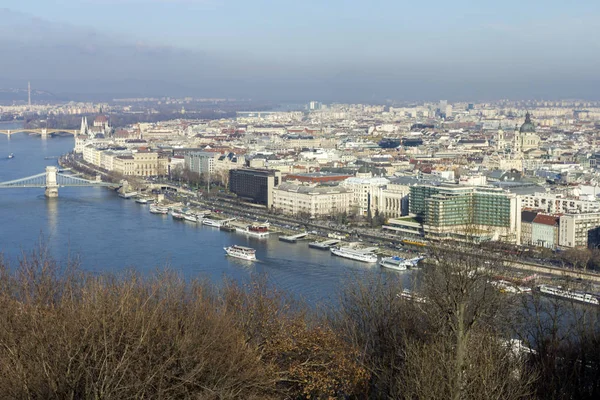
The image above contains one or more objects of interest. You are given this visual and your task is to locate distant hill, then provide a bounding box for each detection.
[0,88,58,103]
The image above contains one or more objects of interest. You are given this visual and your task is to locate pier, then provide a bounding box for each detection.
[308,239,341,250]
[279,232,309,243]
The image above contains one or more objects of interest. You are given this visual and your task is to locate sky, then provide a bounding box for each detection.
[1,0,600,102]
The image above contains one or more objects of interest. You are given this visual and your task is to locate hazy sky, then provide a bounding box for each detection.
[2,1,600,101]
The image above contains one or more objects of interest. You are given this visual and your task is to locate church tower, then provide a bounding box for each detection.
[496,124,505,151]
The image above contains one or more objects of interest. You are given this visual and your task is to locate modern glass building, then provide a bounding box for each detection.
[401,184,519,242]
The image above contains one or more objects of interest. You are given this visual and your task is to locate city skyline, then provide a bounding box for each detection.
[1,1,600,101]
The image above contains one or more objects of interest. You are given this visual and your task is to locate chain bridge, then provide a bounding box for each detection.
[0,128,79,138]
[0,166,118,197]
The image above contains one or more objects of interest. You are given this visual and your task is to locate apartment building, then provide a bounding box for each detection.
[559,212,600,248]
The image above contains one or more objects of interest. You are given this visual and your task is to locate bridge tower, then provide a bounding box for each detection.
[45,166,59,198]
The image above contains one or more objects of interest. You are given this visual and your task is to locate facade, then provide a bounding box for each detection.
[272,183,351,218]
[185,151,216,176]
[520,210,538,246]
[513,112,540,155]
[340,171,389,216]
[559,212,600,248]
[531,214,560,249]
[229,168,281,208]
[406,184,519,243]
[519,193,600,214]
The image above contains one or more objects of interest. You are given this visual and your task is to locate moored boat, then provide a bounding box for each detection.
[172,211,185,220]
[379,256,410,271]
[330,246,378,263]
[537,284,599,306]
[224,245,257,261]
[149,205,169,214]
[202,218,225,227]
[135,197,150,204]
[183,213,198,223]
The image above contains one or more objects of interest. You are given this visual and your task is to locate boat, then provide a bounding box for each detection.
[202,218,225,227]
[183,213,198,223]
[149,205,169,214]
[135,197,150,204]
[397,289,427,303]
[118,191,138,199]
[330,246,378,263]
[379,256,411,271]
[224,245,257,261]
[490,280,531,294]
[7,153,14,159]
[220,225,236,232]
[171,211,185,220]
[537,284,599,306]
[236,222,270,238]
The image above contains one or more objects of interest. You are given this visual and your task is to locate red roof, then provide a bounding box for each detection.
[533,214,559,227]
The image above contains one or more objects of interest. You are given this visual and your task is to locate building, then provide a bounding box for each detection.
[229,168,281,208]
[185,151,216,176]
[272,183,351,218]
[520,209,539,246]
[340,169,390,216]
[531,214,560,249]
[513,112,540,155]
[519,193,600,214]
[393,184,520,243]
[559,212,600,248]
[284,172,352,184]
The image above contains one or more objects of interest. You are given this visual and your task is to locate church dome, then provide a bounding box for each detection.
[519,112,535,133]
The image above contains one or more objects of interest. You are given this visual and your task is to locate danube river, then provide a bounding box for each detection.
[0,123,409,304]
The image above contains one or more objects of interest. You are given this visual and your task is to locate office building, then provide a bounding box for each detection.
[229,168,281,208]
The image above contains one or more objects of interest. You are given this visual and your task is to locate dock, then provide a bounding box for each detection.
[308,239,341,250]
[279,232,309,243]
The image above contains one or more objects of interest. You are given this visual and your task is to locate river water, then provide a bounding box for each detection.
[0,123,410,304]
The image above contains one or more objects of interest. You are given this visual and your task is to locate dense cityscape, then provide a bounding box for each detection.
[3,0,600,398]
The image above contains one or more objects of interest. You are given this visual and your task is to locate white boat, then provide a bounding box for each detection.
[183,213,198,223]
[330,246,378,263]
[537,284,599,306]
[7,153,14,159]
[489,280,532,294]
[397,289,427,303]
[172,211,185,220]
[149,205,169,214]
[379,256,411,271]
[224,245,257,261]
[202,218,225,227]
[135,197,150,204]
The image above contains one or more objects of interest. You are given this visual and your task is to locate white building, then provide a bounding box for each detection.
[272,183,351,218]
[340,170,390,216]
[559,212,600,248]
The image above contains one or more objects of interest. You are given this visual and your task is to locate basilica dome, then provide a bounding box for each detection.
[519,112,535,133]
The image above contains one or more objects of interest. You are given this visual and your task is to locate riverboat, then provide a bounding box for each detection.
[149,205,169,214]
[537,284,599,306]
[379,256,417,271]
[224,245,257,261]
[330,246,378,263]
[202,218,225,227]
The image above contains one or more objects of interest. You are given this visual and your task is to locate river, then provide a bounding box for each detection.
[0,122,410,304]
